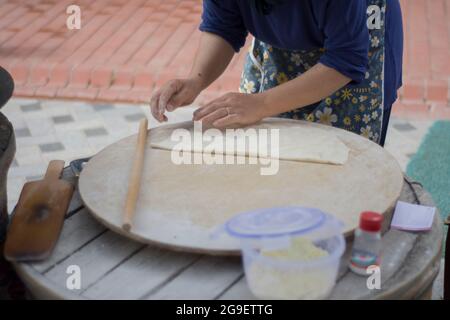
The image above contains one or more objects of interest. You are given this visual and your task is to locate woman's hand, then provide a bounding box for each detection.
[192,92,268,129]
[150,78,202,122]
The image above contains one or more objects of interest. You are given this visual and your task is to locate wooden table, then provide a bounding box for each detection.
[12,168,443,300]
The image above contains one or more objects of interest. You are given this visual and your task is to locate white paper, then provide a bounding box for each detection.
[391,201,436,231]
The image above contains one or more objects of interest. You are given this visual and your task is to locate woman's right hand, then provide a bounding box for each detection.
[150,78,202,122]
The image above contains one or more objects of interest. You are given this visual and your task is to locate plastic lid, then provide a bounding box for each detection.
[359,211,383,232]
[225,206,330,239]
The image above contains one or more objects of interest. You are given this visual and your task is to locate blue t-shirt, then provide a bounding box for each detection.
[199,0,403,108]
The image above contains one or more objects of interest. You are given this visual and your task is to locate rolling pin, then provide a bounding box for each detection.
[123,118,149,231]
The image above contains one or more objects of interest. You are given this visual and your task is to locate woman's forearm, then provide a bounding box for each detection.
[189,32,235,91]
[259,63,351,117]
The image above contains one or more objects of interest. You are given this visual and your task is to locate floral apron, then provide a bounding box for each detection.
[240,0,386,144]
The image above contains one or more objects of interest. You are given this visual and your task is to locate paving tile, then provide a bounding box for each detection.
[86,134,117,152]
[2,105,22,120]
[95,112,127,127]
[6,176,26,205]
[13,135,58,149]
[14,145,44,166]
[40,101,71,116]
[7,163,48,180]
[24,115,54,137]
[2,113,27,129]
[124,113,146,122]
[70,106,101,122]
[384,117,430,165]
[19,102,41,112]
[113,104,144,115]
[92,104,115,111]
[108,129,134,141]
[39,142,65,153]
[392,122,417,132]
[84,127,108,137]
[52,114,75,124]
[59,118,109,133]
[14,127,31,138]
[40,149,94,164]
[56,130,93,153]
[405,120,433,141]
[5,98,38,109]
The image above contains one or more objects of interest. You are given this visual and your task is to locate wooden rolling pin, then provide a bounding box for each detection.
[123,118,148,231]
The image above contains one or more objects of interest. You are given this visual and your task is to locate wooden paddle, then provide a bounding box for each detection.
[4,160,74,262]
[123,118,149,231]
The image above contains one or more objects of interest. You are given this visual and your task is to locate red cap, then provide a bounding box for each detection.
[359,211,383,232]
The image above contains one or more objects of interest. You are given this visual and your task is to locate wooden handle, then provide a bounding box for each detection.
[123,118,149,231]
[44,160,65,181]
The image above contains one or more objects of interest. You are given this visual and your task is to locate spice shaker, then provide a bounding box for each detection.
[349,211,383,276]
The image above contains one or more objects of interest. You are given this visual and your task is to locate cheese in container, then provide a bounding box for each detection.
[224,206,345,300]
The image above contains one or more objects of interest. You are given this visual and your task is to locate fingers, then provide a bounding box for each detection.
[193,101,226,121]
[150,80,183,122]
[198,108,229,128]
[150,90,165,122]
[159,80,181,114]
[193,91,234,116]
[213,114,240,129]
[192,93,229,119]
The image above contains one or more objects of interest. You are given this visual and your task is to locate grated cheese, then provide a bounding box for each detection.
[246,237,335,299]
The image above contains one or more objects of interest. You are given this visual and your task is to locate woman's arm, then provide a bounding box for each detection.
[190,32,235,91]
[193,63,351,128]
[260,63,351,117]
[150,32,234,122]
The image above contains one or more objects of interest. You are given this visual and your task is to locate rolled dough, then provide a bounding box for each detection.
[150,119,350,165]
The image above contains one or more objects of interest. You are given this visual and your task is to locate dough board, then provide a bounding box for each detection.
[79,118,404,255]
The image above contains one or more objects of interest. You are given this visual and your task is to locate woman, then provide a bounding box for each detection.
[150,0,403,146]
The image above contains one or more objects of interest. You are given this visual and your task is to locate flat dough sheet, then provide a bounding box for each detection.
[150,119,350,165]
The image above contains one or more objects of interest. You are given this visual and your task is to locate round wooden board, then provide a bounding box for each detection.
[79,118,404,255]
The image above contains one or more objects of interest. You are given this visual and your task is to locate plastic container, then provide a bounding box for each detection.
[223,206,345,300]
[349,211,383,276]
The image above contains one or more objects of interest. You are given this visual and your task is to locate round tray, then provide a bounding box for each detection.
[79,119,404,255]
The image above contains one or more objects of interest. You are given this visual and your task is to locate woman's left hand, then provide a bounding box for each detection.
[192,92,268,129]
